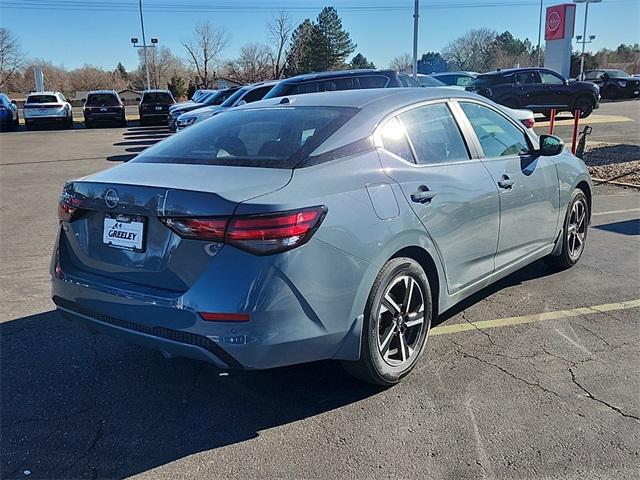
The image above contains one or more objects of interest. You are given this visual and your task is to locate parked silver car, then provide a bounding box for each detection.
[52,88,591,385]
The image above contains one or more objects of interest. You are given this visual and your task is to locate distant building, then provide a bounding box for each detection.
[118,89,142,103]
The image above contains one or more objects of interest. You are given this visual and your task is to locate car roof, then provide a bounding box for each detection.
[280,69,397,83]
[433,71,478,76]
[28,91,62,95]
[142,89,172,94]
[235,87,487,155]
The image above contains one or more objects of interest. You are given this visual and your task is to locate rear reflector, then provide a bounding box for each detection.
[161,206,327,255]
[199,312,250,322]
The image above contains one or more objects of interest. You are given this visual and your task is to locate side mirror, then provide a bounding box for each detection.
[537,134,564,157]
[10,100,17,105]
[602,73,609,80]
[236,100,247,106]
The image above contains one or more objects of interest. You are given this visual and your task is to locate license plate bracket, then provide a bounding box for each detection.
[103,214,145,252]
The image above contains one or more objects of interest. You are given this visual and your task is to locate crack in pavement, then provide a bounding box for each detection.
[569,367,640,423]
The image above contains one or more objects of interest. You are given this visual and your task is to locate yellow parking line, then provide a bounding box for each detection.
[593,208,640,216]
[536,115,633,127]
[430,299,640,336]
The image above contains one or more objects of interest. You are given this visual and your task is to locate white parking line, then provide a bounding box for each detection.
[593,208,640,216]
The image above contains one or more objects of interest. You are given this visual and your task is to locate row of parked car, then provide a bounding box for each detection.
[2,66,636,133]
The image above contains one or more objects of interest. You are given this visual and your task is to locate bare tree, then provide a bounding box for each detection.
[223,43,272,84]
[267,10,293,79]
[183,22,229,88]
[442,29,497,72]
[0,28,23,89]
[389,53,412,72]
[142,46,185,89]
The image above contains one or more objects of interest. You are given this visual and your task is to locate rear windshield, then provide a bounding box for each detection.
[27,95,58,103]
[607,69,629,79]
[141,92,173,104]
[86,93,120,106]
[133,106,358,168]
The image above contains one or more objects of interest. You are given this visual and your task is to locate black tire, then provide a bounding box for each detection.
[139,116,146,126]
[605,85,618,100]
[119,116,127,127]
[13,114,19,127]
[25,121,33,131]
[573,96,595,118]
[500,96,522,109]
[545,189,589,269]
[85,120,92,129]
[342,257,432,386]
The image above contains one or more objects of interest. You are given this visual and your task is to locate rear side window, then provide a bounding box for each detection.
[27,95,58,103]
[377,117,415,163]
[86,94,120,106]
[460,102,529,158]
[472,75,505,87]
[399,103,470,165]
[515,72,538,84]
[133,106,358,168]
[141,92,173,104]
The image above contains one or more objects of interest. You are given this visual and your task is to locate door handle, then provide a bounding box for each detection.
[497,175,515,189]
[411,185,438,204]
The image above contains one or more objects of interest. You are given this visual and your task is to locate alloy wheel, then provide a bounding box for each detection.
[567,198,587,261]
[376,275,426,367]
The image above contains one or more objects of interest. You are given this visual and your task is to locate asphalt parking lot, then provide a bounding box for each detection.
[1,108,639,479]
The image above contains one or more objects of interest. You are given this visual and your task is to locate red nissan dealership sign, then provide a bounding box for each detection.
[545,4,571,40]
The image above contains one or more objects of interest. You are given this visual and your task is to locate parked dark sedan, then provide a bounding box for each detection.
[138,90,175,126]
[583,69,640,99]
[83,90,126,128]
[467,67,600,118]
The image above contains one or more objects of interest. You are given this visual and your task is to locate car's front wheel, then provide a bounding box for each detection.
[574,96,595,118]
[546,189,589,269]
[342,257,432,386]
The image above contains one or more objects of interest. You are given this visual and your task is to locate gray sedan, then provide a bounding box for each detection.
[51,88,591,385]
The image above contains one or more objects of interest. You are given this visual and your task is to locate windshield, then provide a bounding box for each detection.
[141,92,174,104]
[220,87,248,107]
[607,70,629,79]
[418,76,446,87]
[133,106,358,168]
[86,93,120,106]
[26,95,58,103]
[203,89,238,106]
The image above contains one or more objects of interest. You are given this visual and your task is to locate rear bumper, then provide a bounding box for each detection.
[85,112,124,122]
[51,236,369,370]
[25,115,68,123]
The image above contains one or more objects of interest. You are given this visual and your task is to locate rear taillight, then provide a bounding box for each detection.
[521,118,535,129]
[161,206,327,255]
[58,197,81,222]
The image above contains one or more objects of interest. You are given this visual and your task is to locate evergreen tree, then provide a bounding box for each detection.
[315,7,356,71]
[114,62,128,80]
[284,19,321,76]
[349,53,375,70]
[168,74,187,99]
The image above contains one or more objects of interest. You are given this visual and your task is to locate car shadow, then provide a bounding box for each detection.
[106,126,172,162]
[0,309,383,478]
[594,219,640,236]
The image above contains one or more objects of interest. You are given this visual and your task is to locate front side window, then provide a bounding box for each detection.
[540,72,564,84]
[460,102,530,158]
[585,71,602,80]
[455,76,473,87]
[399,103,470,165]
[133,106,358,168]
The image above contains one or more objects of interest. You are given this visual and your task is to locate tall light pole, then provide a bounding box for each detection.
[130,0,158,91]
[573,0,602,79]
[412,0,419,79]
[536,0,543,66]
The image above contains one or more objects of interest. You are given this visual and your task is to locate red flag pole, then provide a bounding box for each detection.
[548,109,556,135]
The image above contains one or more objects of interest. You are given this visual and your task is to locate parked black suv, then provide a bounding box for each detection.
[263,69,419,99]
[138,90,175,126]
[467,68,600,118]
[83,90,126,128]
[583,69,640,100]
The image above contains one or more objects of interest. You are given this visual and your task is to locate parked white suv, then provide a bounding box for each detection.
[23,92,73,130]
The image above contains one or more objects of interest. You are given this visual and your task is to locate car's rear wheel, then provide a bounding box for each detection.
[573,96,595,118]
[546,189,589,269]
[342,257,432,386]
